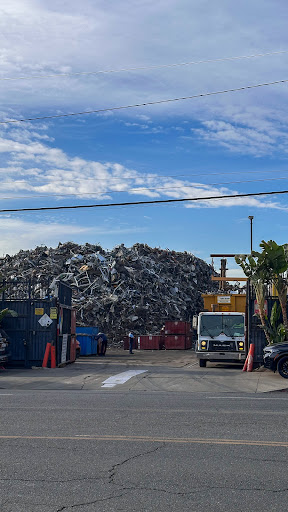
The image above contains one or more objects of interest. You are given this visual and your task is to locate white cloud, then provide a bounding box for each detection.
[226,267,246,278]
[192,110,288,156]
[0,126,286,210]
[0,216,148,255]
[1,0,288,129]
[0,217,90,255]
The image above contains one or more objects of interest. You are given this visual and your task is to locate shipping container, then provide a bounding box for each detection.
[164,321,191,335]
[165,335,187,350]
[76,326,99,356]
[202,294,246,313]
[123,336,139,350]
[1,280,75,367]
[185,336,192,350]
[139,335,164,350]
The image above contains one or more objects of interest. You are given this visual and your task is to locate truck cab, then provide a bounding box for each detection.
[195,311,246,367]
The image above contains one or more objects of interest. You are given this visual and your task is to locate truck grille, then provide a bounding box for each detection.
[209,340,236,351]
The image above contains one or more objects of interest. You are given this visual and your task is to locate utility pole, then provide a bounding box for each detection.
[247,215,254,355]
[219,258,227,291]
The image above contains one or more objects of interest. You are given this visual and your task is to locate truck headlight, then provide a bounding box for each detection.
[238,341,244,350]
[201,341,207,350]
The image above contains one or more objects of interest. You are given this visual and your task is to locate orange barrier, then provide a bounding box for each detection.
[51,345,56,368]
[42,342,51,368]
[247,343,255,372]
[242,347,250,372]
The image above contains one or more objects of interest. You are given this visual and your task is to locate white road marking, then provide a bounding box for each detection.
[101,370,147,388]
[207,396,288,400]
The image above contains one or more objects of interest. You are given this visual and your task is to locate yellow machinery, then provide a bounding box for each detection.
[202,294,246,313]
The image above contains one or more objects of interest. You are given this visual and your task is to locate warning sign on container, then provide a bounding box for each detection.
[50,307,57,319]
[217,296,231,304]
[38,314,53,327]
[35,308,44,315]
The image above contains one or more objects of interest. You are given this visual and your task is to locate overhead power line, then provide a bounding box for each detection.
[1,78,288,125]
[0,50,287,81]
[0,189,287,214]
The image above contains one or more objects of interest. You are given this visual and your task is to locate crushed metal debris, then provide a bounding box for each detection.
[0,242,217,343]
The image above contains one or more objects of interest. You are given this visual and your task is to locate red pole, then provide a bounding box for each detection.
[51,345,56,368]
[42,343,51,368]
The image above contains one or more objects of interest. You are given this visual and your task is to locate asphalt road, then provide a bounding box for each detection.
[0,353,288,511]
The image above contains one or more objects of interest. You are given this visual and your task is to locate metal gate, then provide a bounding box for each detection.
[247,286,284,365]
[0,280,75,367]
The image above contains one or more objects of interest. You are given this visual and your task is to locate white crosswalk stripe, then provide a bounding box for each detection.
[101,370,147,388]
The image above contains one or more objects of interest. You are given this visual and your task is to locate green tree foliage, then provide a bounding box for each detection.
[264,302,286,345]
[0,308,18,324]
[236,240,288,345]
[256,240,288,334]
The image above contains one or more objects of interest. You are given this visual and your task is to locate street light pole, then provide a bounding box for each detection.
[248,215,254,254]
[247,216,254,356]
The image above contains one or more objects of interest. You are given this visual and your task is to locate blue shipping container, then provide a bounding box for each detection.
[76,326,99,356]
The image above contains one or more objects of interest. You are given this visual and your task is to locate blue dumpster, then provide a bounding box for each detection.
[76,326,99,356]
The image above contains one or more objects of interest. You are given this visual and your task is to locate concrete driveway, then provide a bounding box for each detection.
[1,348,288,393]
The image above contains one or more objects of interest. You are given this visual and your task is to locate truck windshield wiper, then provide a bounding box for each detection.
[201,326,214,338]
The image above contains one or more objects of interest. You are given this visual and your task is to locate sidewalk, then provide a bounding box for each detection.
[0,349,288,393]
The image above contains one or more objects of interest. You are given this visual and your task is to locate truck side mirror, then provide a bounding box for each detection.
[192,315,198,330]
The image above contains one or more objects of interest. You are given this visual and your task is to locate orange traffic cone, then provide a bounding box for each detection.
[42,343,51,368]
[242,344,251,371]
[247,343,255,372]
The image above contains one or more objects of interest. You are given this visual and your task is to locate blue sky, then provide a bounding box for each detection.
[1,0,288,276]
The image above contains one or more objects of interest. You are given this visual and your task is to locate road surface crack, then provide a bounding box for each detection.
[0,476,103,484]
[117,483,288,496]
[81,375,91,390]
[108,443,165,484]
[55,491,131,511]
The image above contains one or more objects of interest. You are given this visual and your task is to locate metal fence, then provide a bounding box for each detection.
[0,281,75,367]
[247,283,285,365]
[0,279,52,301]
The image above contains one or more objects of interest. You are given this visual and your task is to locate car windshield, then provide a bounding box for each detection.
[200,315,244,337]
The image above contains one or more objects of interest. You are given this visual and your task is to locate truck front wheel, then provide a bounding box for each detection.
[199,359,207,368]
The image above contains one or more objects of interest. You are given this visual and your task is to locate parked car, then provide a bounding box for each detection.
[0,328,9,365]
[263,342,288,378]
[76,339,81,358]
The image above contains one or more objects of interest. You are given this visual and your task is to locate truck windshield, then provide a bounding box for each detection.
[200,315,244,337]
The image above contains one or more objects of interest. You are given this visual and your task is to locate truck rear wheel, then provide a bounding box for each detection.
[199,359,207,368]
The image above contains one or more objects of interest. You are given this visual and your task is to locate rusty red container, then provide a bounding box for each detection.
[139,335,163,350]
[164,335,186,350]
[164,321,191,335]
[123,336,138,350]
[185,335,192,349]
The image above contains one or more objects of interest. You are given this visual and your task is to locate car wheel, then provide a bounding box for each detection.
[277,356,288,378]
[199,359,207,368]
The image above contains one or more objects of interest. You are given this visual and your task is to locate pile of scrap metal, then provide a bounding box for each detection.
[0,242,218,343]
